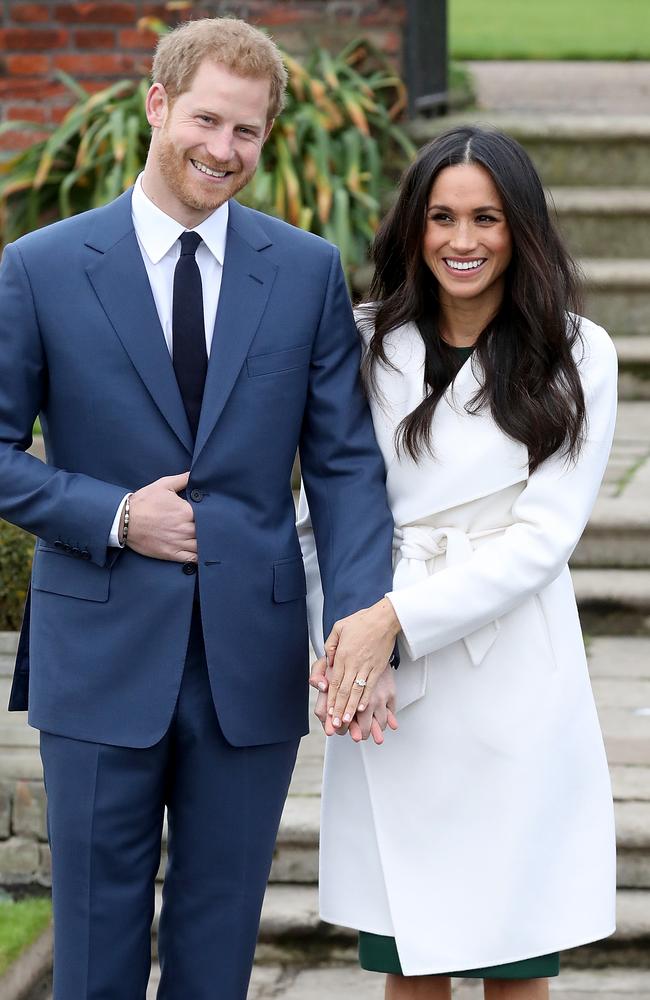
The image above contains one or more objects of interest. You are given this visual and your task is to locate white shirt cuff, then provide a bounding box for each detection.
[108,493,132,548]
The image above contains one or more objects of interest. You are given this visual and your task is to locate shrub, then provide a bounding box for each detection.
[0,37,414,277]
[0,521,33,632]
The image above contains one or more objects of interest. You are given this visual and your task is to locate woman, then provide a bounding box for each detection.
[298,126,617,999]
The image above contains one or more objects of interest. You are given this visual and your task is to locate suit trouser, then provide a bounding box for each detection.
[39,604,300,1000]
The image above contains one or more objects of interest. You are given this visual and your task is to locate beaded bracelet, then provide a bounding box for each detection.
[120,495,131,547]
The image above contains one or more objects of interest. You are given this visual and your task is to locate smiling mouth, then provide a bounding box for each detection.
[443,258,487,273]
[190,159,231,179]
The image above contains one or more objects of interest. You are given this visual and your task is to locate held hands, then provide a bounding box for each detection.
[325,598,400,727]
[309,597,402,744]
[311,657,398,744]
[124,472,198,563]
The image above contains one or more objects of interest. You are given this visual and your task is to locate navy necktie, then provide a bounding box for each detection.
[172,231,207,439]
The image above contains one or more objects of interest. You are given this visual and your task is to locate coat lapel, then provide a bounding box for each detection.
[370,321,529,518]
[84,190,194,455]
[193,201,278,462]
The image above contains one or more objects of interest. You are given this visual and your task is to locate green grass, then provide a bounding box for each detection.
[450,0,650,60]
[0,898,52,976]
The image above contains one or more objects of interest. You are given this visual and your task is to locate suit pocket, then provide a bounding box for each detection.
[31,549,111,603]
[247,344,311,377]
[273,557,307,603]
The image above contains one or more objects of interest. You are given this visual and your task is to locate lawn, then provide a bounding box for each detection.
[0,897,52,976]
[450,0,650,60]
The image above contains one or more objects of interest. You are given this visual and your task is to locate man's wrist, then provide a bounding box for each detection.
[120,494,131,547]
[108,492,132,548]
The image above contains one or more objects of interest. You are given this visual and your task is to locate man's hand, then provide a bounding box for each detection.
[311,656,398,745]
[324,598,401,731]
[125,472,197,562]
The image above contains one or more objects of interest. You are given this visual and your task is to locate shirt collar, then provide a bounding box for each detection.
[131,173,229,265]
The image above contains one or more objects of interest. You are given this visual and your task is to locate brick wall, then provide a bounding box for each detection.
[0,1,406,152]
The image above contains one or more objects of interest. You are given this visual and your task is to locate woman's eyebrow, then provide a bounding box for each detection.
[427,203,504,213]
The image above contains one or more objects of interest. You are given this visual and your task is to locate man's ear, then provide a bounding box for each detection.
[145,82,169,130]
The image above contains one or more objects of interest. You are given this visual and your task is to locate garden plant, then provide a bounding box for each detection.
[0,35,414,276]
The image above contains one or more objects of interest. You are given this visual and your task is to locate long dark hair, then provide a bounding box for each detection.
[362,126,586,474]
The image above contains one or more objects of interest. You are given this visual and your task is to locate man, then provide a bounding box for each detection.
[0,18,396,999]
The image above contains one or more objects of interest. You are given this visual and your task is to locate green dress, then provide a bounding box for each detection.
[358,344,560,980]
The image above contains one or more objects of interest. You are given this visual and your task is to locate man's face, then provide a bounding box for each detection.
[146,59,272,223]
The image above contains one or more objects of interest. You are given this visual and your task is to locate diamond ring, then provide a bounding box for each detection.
[354,678,367,688]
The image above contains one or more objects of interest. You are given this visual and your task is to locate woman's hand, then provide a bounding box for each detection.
[324,598,401,730]
[310,656,398,744]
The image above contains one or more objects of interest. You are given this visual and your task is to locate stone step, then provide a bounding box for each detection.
[153,796,650,892]
[574,500,650,569]
[407,114,650,188]
[582,260,650,338]
[146,961,650,1000]
[352,258,650,338]
[151,882,650,967]
[550,189,650,260]
[615,337,650,401]
[572,570,650,635]
[382,184,650,263]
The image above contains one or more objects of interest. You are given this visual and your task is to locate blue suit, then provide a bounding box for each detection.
[0,191,394,998]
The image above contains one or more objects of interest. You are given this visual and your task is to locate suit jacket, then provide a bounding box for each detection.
[0,191,394,748]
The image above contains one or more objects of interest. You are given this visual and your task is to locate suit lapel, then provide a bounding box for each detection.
[193,201,277,462]
[84,190,194,455]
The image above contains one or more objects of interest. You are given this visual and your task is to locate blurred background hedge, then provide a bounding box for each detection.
[0,521,33,631]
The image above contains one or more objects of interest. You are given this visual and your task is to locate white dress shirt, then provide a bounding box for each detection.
[108,174,229,546]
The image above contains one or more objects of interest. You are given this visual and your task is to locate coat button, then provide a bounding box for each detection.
[63,543,72,553]
[53,540,64,550]
[190,489,203,503]
[182,562,197,576]
[81,550,91,561]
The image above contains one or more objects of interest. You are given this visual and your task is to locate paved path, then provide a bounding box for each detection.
[145,964,650,999]
[467,62,650,115]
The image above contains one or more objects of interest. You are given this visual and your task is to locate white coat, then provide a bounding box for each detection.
[298,312,618,976]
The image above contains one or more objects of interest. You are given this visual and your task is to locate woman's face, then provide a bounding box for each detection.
[422,163,512,310]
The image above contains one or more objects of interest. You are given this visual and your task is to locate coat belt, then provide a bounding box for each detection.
[392,524,505,666]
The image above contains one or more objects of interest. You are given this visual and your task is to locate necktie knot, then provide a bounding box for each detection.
[179,231,202,257]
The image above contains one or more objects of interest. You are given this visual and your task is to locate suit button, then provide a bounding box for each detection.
[71,547,81,558]
[182,562,197,576]
[53,540,64,550]
[63,543,72,553]
[190,489,203,503]
[81,550,91,561]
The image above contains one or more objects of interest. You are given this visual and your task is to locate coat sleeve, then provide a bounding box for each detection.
[298,247,394,640]
[0,242,129,567]
[296,489,325,658]
[387,323,618,662]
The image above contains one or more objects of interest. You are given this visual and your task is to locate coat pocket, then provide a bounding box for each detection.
[31,549,111,602]
[247,344,311,377]
[273,557,307,603]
